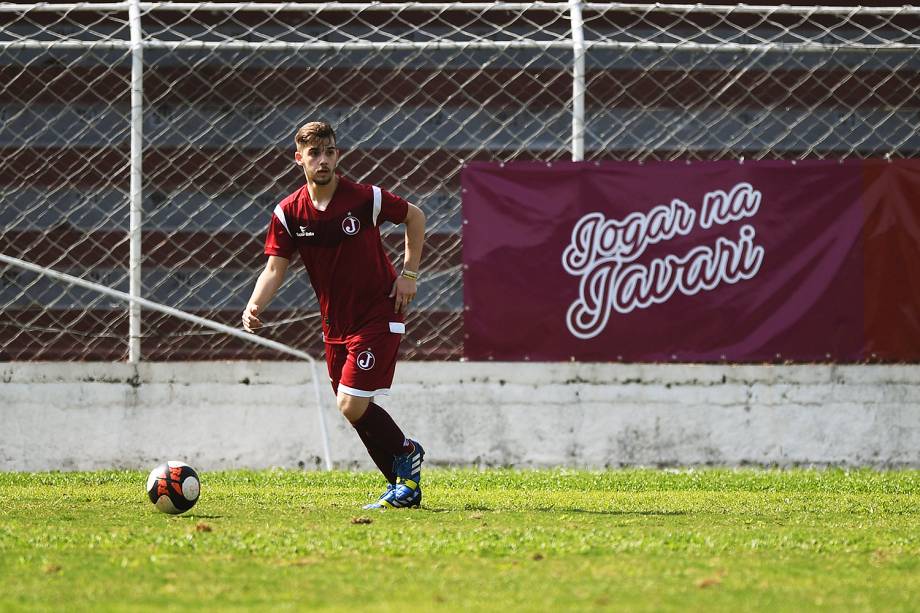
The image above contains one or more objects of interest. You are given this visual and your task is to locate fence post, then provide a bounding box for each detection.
[128,0,143,362]
[570,0,586,162]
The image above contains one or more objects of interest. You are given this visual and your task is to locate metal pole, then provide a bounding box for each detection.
[570,0,585,162]
[128,0,143,363]
[6,2,919,15]
[309,361,334,471]
[1,39,916,53]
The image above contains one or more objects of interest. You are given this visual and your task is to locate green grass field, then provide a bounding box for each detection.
[1,469,918,612]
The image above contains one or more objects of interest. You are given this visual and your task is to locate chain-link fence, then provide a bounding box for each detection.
[1,3,919,362]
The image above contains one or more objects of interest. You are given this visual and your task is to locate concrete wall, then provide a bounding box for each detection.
[2,361,919,471]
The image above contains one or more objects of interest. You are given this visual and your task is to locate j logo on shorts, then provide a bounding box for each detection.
[356,350,375,370]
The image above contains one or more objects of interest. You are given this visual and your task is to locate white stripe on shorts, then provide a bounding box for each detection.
[338,383,391,398]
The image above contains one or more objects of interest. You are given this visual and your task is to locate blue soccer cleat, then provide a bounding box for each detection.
[380,483,422,508]
[363,441,426,509]
[362,483,396,510]
[363,482,422,509]
[393,439,425,490]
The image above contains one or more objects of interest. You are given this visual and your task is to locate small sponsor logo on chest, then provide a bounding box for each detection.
[295,225,314,237]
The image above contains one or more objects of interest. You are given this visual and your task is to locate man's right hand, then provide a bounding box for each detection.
[242,303,262,332]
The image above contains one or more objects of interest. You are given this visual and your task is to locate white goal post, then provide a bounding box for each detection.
[0,252,334,470]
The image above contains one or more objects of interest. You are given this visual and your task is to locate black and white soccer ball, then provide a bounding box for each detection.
[146,461,200,515]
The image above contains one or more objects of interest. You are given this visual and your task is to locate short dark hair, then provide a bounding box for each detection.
[294,121,336,149]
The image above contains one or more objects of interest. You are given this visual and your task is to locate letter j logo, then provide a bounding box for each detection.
[356,350,375,370]
[342,214,360,235]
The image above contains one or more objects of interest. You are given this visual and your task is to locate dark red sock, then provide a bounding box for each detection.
[353,426,397,484]
[351,403,413,482]
[352,402,411,455]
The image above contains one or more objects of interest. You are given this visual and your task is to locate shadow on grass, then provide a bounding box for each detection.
[539,508,688,516]
[420,506,687,516]
[181,514,225,519]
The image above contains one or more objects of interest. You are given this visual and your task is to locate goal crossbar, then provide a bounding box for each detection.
[3,3,920,15]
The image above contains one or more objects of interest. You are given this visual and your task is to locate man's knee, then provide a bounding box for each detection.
[337,392,370,423]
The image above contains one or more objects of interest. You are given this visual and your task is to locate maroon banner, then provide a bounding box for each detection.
[462,160,920,362]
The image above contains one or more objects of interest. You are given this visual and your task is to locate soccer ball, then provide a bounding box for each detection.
[146,461,200,514]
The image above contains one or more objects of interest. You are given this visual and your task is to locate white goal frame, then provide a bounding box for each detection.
[0,252,334,471]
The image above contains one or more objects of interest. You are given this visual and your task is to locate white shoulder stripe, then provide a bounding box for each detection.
[372,185,382,226]
[273,203,291,236]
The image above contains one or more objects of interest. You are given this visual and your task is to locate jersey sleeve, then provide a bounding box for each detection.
[264,206,295,259]
[377,187,410,225]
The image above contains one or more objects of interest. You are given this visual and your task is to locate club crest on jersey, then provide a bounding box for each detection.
[356,350,375,371]
[342,214,360,235]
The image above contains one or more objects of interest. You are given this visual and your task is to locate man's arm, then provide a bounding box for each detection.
[390,203,426,313]
[242,255,290,331]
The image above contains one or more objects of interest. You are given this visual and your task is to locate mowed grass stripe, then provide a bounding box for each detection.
[0,469,918,612]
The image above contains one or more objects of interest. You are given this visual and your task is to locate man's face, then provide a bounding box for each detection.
[295,138,338,185]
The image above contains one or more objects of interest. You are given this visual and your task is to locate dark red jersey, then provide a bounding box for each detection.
[264,176,409,343]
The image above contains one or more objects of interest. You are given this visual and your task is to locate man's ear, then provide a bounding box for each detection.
[294,150,303,166]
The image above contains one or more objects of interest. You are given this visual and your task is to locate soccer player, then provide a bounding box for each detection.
[242,121,426,509]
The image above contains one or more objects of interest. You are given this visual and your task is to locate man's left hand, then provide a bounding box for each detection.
[390,276,417,313]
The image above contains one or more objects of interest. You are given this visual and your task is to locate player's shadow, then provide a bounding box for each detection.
[537,508,688,516]
[419,506,686,516]
[394,505,488,513]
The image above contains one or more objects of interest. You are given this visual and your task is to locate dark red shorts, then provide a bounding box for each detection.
[326,323,404,397]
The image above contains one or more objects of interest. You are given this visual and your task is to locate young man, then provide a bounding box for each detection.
[242,121,426,509]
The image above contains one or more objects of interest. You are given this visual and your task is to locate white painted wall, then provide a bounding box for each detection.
[1,362,918,471]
